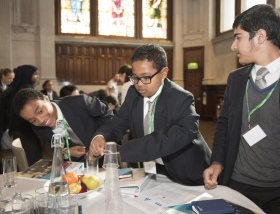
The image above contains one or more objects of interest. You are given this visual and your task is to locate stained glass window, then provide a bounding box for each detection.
[142,0,167,39]
[98,0,135,37]
[61,0,91,34]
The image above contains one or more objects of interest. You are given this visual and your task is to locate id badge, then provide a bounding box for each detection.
[242,125,266,146]
[144,161,157,174]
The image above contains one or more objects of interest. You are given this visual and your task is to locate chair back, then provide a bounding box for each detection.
[11,138,29,171]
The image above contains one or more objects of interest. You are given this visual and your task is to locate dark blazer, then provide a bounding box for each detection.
[40,89,59,100]
[95,78,211,185]
[32,94,114,157]
[211,64,253,186]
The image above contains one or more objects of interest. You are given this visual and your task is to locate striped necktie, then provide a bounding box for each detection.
[255,67,269,89]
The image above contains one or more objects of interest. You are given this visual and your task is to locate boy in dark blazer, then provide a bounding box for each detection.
[12,88,114,163]
[203,5,280,213]
[91,44,211,185]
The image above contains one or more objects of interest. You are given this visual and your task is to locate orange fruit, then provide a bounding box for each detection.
[62,172,79,184]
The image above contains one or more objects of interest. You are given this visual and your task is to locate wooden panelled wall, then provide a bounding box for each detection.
[201,85,226,121]
[55,44,173,85]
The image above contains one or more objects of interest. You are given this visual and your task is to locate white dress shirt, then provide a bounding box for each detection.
[252,57,280,86]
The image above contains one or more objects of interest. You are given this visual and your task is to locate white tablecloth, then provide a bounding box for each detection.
[1,174,265,214]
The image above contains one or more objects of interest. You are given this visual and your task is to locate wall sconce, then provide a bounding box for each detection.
[187,62,199,70]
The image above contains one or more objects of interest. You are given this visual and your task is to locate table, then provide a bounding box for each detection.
[1,173,265,214]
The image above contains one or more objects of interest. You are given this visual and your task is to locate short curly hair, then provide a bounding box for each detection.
[13,88,44,116]
[130,44,167,72]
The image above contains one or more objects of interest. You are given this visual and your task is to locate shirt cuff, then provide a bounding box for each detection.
[211,161,223,170]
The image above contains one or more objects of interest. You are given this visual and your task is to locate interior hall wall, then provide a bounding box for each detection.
[0,0,239,96]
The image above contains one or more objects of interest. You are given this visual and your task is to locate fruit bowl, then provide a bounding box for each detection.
[43,175,103,199]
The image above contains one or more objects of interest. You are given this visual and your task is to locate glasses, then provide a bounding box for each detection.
[129,69,162,85]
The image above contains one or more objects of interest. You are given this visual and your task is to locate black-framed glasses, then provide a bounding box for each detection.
[128,69,162,85]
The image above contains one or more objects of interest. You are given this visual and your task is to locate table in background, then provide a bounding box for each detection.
[0,173,265,214]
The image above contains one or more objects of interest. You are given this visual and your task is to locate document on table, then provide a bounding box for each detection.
[123,183,196,214]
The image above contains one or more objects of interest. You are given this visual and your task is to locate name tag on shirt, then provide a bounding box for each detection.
[242,125,266,146]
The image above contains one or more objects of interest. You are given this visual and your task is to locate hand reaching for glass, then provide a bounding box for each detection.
[90,136,107,157]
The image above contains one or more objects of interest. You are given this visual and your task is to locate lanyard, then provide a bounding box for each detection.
[246,77,280,129]
[147,81,164,134]
[62,115,72,163]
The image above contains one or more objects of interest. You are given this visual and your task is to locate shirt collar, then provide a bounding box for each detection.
[144,80,164,103]
[253,57,280,76]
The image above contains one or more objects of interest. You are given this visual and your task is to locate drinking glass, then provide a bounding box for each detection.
[12,193,34,214]
[2,156,17,188]
[56,194,78,214]
[35,187,48,196]
[35,193,55,214]
[85,151,99,176]
[103,142,119,168]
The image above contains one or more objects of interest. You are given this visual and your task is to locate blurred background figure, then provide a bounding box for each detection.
[60,85,80,97]
[105,73,120,103]
[118,64,132,104]
[0,68,15,148]
[103,95,120,114]
[8,64,42,166]
[40,80,59,100]
[0,68,15,96]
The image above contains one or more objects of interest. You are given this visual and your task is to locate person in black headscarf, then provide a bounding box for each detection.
[7,64,42,166]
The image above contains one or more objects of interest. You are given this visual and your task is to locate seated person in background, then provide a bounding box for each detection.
[0,68,14,95]
[60,85,79,97]
[103,95,120,114]
[118,64,132,104]
[12,88,114,166]
[89,89,106,101]
[90,44,211,185]
[40,80,59,100]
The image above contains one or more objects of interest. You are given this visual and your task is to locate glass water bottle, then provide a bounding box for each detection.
[48,133,69,197]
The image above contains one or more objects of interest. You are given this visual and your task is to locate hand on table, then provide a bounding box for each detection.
[90,136,106,157]
[203,164,222,190]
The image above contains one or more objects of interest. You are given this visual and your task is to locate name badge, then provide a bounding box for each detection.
[144,161,157,174]
[242,125,266,146]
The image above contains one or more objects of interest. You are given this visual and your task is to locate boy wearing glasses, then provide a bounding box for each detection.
[90,44,211,185]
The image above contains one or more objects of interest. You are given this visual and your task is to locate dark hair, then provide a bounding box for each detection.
[103,95,117,105]
[232,4,280,48]
[12,64,38,95]
[42,80,51,90]
[13,88,44,116]
[118,64,132,82]
[60,85,78,97]
[0,68,13,76]
[130,44,167,72]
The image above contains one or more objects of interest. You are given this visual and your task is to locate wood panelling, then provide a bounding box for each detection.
[201,85,226,121]
[56,44,173,85]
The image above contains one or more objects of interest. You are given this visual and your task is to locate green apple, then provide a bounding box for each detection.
[82,176,100,190]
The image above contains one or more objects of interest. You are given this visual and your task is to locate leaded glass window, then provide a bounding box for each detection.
[98,0,135,37]
[142,0,167,39]
[61,0,91,34]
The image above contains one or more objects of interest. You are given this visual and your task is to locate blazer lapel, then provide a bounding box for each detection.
[131,97,144,137]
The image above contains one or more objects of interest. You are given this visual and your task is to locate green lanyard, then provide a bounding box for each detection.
[62,115,72,163]
[147,82,164,134]
[246,77,280,129]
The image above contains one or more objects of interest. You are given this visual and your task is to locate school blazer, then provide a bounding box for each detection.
[95,78,211,185]
[211,64,253,185]
[32,94,113,149]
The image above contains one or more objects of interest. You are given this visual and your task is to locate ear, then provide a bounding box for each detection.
[43,95,49,102]
[161,67,169,79]
[256,29,267,44]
